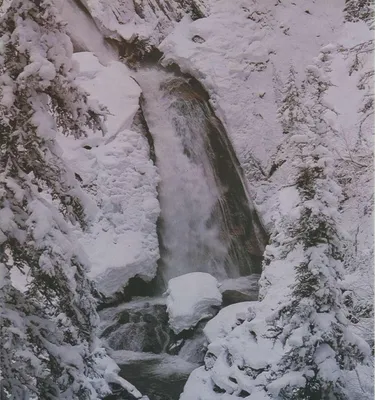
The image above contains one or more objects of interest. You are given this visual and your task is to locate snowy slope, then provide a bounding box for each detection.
[160,0,346,169]
[58,52,160,297]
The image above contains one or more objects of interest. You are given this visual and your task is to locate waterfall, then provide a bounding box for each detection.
[135,69,266,287]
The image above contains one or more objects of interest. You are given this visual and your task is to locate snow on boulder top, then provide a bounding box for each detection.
[166,272,222,334]
[203,301,256,343]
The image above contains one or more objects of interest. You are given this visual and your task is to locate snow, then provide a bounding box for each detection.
[111,350,198,377]
[58,52,160,296]
[77,0,207,46]
[182,308,286,398]
[278,186,300,216]
[56,0,116,63]
[267,371,308,397]
[93,346,149,399]
[166,272,222,334]
[203,302,256,343]
[73,52,141,134]
[0,0,11,16]
[159,0,347,171]
[55,1,374,398]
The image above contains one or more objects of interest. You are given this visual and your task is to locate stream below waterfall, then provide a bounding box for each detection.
[99,297,204,400]
[101,67,267,400]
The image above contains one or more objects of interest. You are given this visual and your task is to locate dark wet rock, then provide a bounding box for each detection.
[192,34,205,43]
[219,275,260,306]
[97,275,161,311]
[176,320,208,364]
[100,300,171,354]
[131,96,157,164]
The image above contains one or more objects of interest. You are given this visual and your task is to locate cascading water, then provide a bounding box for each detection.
[135,69,266,287]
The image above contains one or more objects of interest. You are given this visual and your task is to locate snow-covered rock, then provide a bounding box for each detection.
[78,0,208,47]
[166,272,222,334]
[219,275,260,305]
[58,52,160,297]
[203,302,256,343]
[57,0,116,63]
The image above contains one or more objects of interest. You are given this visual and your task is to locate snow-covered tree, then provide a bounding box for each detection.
[180,45,373,400]
[261,49,372,400]
[267,67,309,177]
[277,66,307,135]
[344,0,374,29]
[0,1,145,399]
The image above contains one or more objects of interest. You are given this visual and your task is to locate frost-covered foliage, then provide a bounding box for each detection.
[180,44,373,400]
[344,0,375,29]
[277,67,307,136]
[259,50,372,399]
[0,1,145,398]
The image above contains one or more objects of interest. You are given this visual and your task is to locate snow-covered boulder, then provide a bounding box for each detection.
[203,302,256,343]
[166,272,222,334]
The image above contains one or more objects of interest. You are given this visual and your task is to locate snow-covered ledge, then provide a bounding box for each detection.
[58,52,160,297]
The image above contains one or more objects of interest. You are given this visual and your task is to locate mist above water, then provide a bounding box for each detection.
[136,69,266,287]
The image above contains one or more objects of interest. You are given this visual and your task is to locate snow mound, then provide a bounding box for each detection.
[166,272,222,334]
[204,302,256,343]
[58,52,160,297]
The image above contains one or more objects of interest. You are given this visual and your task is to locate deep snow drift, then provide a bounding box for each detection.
[58,52,160,297]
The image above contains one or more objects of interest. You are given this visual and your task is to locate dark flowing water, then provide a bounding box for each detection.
[118,357,193,400]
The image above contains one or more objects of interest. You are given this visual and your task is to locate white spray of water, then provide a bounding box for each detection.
[135,69,230,283]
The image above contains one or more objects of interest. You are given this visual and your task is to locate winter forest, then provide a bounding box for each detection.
[0,0,373,399]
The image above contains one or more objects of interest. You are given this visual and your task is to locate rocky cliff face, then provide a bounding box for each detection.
[76,0,208,45]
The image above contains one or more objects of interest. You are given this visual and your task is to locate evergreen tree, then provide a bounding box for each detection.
[277,66,307,135]
[344,0,374,29]
[267,67,310,177]
[0,1,143,398]
[262,49,371,399]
